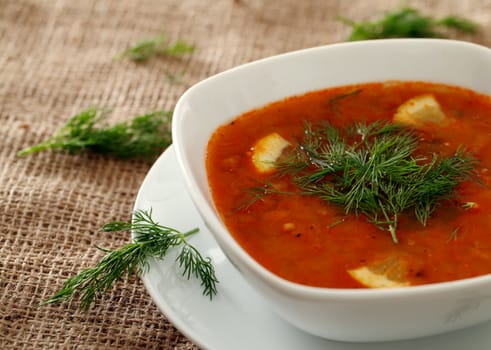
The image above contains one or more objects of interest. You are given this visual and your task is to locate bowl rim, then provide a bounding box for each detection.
[173,38,491,300]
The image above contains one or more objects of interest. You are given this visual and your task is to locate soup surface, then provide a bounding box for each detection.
[206,81,491,288]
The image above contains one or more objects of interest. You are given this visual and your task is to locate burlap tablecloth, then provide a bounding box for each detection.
[1,0,491,348]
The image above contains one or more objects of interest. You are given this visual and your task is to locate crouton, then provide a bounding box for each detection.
[393,94,449,128]
[348,255,410,288]
[251,132,290,173]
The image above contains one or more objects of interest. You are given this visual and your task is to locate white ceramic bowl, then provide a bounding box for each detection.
[172,39,491,342]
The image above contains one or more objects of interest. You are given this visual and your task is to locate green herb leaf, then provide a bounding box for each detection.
[41,209,218,310]
[116,34,195,62]
[437,16,479,33]
[328,89,362,114]
[447,226,460,242]
[160,39,195,56]
[17,108,172,160]
[165,69,186,85]
[339,7,478,41]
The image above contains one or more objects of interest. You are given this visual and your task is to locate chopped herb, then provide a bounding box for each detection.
[238,180,290,209]
[338,7,478,41]
[447,226,460,242]
[116,34,195,62]
[326,217,346,229]
[17,108,172,160]
[328,89,362,114]
[274,121,479,243]
[41,209,218,310]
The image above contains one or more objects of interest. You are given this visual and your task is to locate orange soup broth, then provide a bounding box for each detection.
[206,82,491,288]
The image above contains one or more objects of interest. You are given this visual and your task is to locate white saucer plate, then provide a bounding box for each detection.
[134,145,491,350]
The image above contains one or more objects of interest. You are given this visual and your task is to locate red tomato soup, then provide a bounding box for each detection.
[206,82,491,289]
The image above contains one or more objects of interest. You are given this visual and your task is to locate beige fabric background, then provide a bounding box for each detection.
[1,0,491,349]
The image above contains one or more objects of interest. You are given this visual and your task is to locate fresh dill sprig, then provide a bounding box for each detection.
[17,108,172,160]
[275,121,479,243]
[338,7,478,41]
[41,209,218,310]
[116,34,195,62]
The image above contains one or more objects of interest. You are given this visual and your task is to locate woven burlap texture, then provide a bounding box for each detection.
[1,0,490,349]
